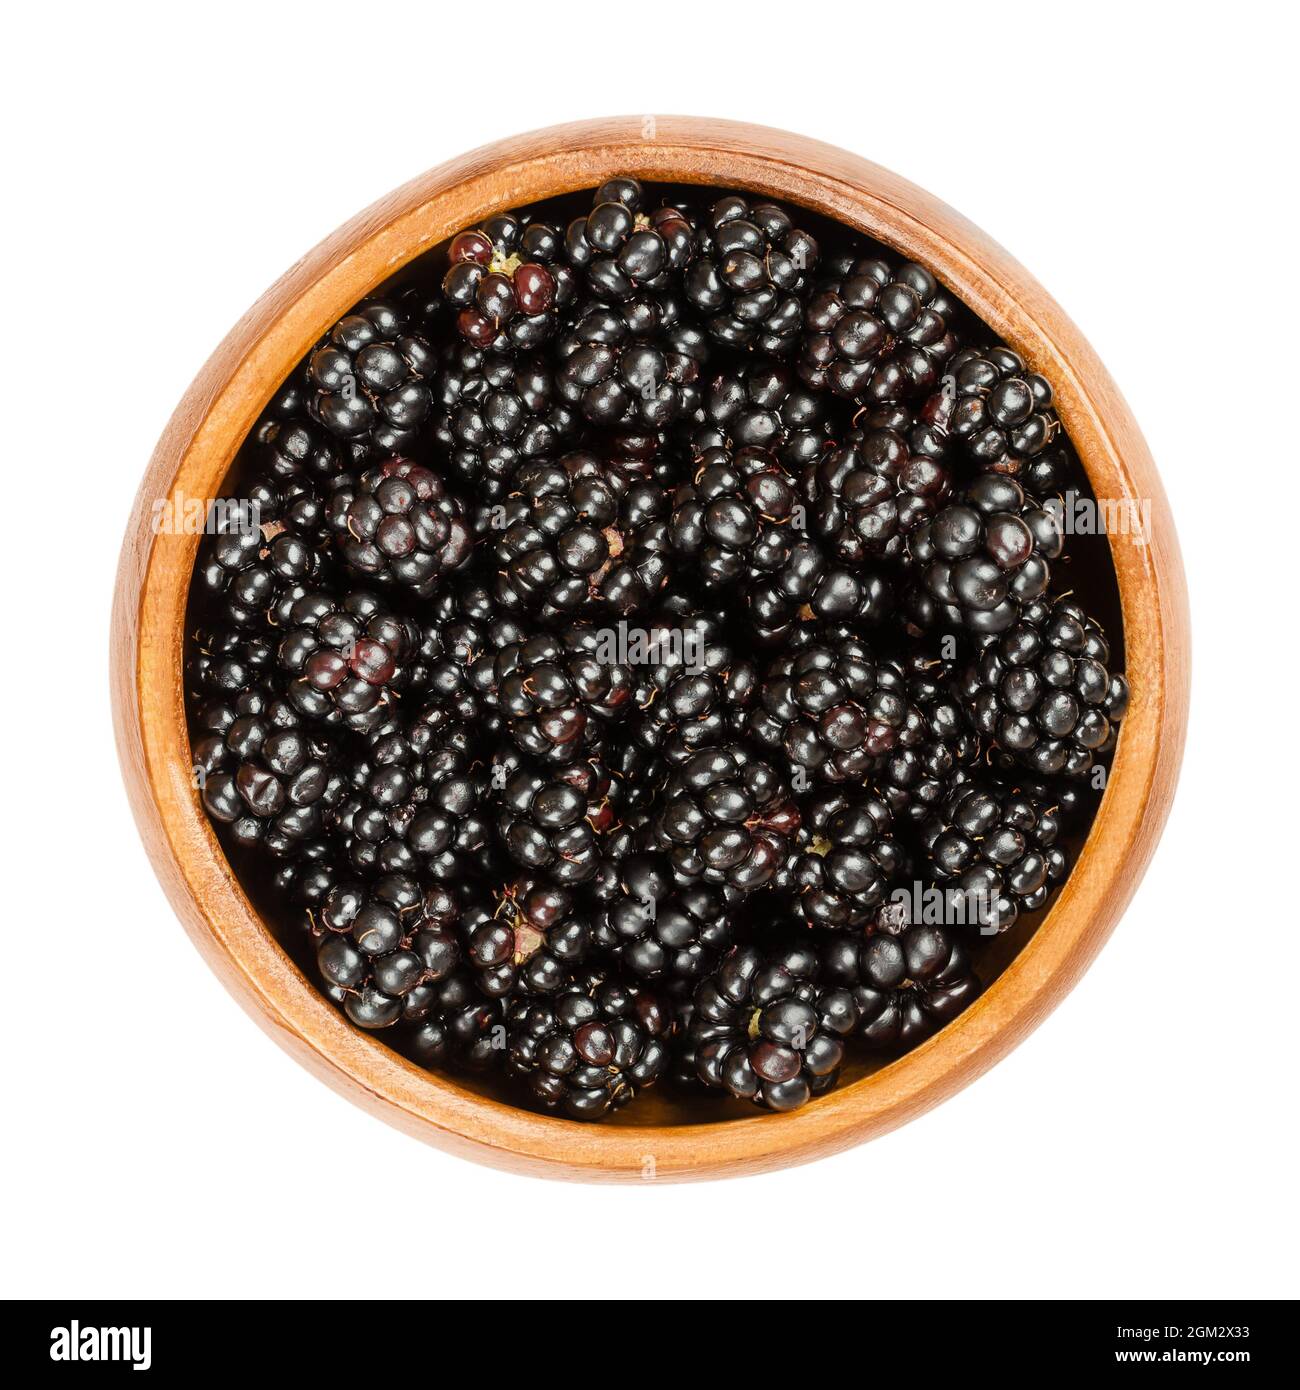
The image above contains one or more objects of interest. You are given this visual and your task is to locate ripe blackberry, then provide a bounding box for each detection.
[464,878,592,998]
[921,777,1069,933]
[748,633,919,785]
[198,511,322,629]
[797,256,958,403]
[819,925,980,1049]
[780,791,907,930]
[929,344,1059,473]
[555,300,708,430]
[592,854,733,981]
[191,684,345,855]
[497,756,618,885]
[442,213,577,349]
[276,589,420,731]
[564,178,696,302]
[688,944,857,1111]
[745,538,894,644]
[801,414,953,564]
[326,458,472,598]
[653,743,800,892]
[906,472,1063,634]
[407,971,504,1072]
[305,297,436,454]
[485,451,671,619]
[685,195,819,352]
[253,410,351,483]
[668,445,802,586]
[961,595,1129,777]
[473,626,636,765]
[314,877,464,1031]
[186,624,274,701]
[687,359,834,470]
[433,345,579,499]
[877,653,981,822]
[506,969,671,1119]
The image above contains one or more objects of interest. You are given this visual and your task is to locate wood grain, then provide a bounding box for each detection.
[110,117,1191,1182]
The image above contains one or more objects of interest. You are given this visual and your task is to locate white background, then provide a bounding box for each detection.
[3,1,1296,1301]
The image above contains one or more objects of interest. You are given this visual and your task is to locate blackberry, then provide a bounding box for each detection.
[497,756,617,885]
[653,743,800,891]
[564,178,696,302]
[473,626,636,765]
[921,777,1069,933]
[407,971,504,1072]
[961,595,1129,777]
[305,297,436,454]
[432,344,579,499]
[191,684,344,855]
[801,415,953,564]
[748,633,919,785]
[555,299,708,430]
[198,510,322,629]
[592,854,733,981]
[326,458,472,598]
[668,445,802,587]
[685,195,819,352]
[186,624,274,701]
[506,969,671,1118]
[253,411,350,483]
[276,589,420,731]
[745,538,893,644]
[485,451,671,619]
[797,256,958,403]
[442,214,576,349]
[877,653,981,822]
[781,791,907,930]
[465,878,591,998]
[930,345,1059,473]
[820,925,980,1048]
[906,472,1063,634]
[687,359,834,470]
[688,944,857,1111]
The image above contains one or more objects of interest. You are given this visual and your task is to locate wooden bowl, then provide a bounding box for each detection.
[111,117,1189,1182]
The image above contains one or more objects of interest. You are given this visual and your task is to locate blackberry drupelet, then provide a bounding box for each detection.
[327,458,472,597]
[961,595,1129,776]
[781,791,908,930]
[686,195,820,352]
[797,256,959,403]
[921,777,1069,933]
[688,944,858,1111]
[506,969,672,1119]
[820,925,980,1049]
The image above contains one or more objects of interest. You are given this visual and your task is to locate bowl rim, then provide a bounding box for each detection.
[111,116,1190,1182]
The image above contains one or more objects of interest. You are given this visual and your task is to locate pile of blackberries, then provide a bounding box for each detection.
[187,178,1128,1120]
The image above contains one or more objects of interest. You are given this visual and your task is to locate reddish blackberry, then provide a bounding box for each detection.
[441,213,576,349]
[687,359,833,469]
[685,195,819,352]
[592,854,733,981]
[554,300,708,429]
[961,595,1129,777]
[688,944,857,1111]
[497,756,618,885]
[797,256,959,403]
[485,451,671,619]
[464,878,592,998]
[748,633,919,785]
[433,345,579,499]
[306,297,436,454]
[668,445,803,587]
[276,589,420,731]
[326,458,472,598]
[931,345,1059,473]
[473,626,636,765]
[653,743,800,892]
[780,791,907,930]
[192,684,345,855]
[921,777,1069,933]
[801,415,953,564]
[819,925,980,1048]
[906,472,1063,634]
[505,969,671,1118]
[564,178,696,302]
